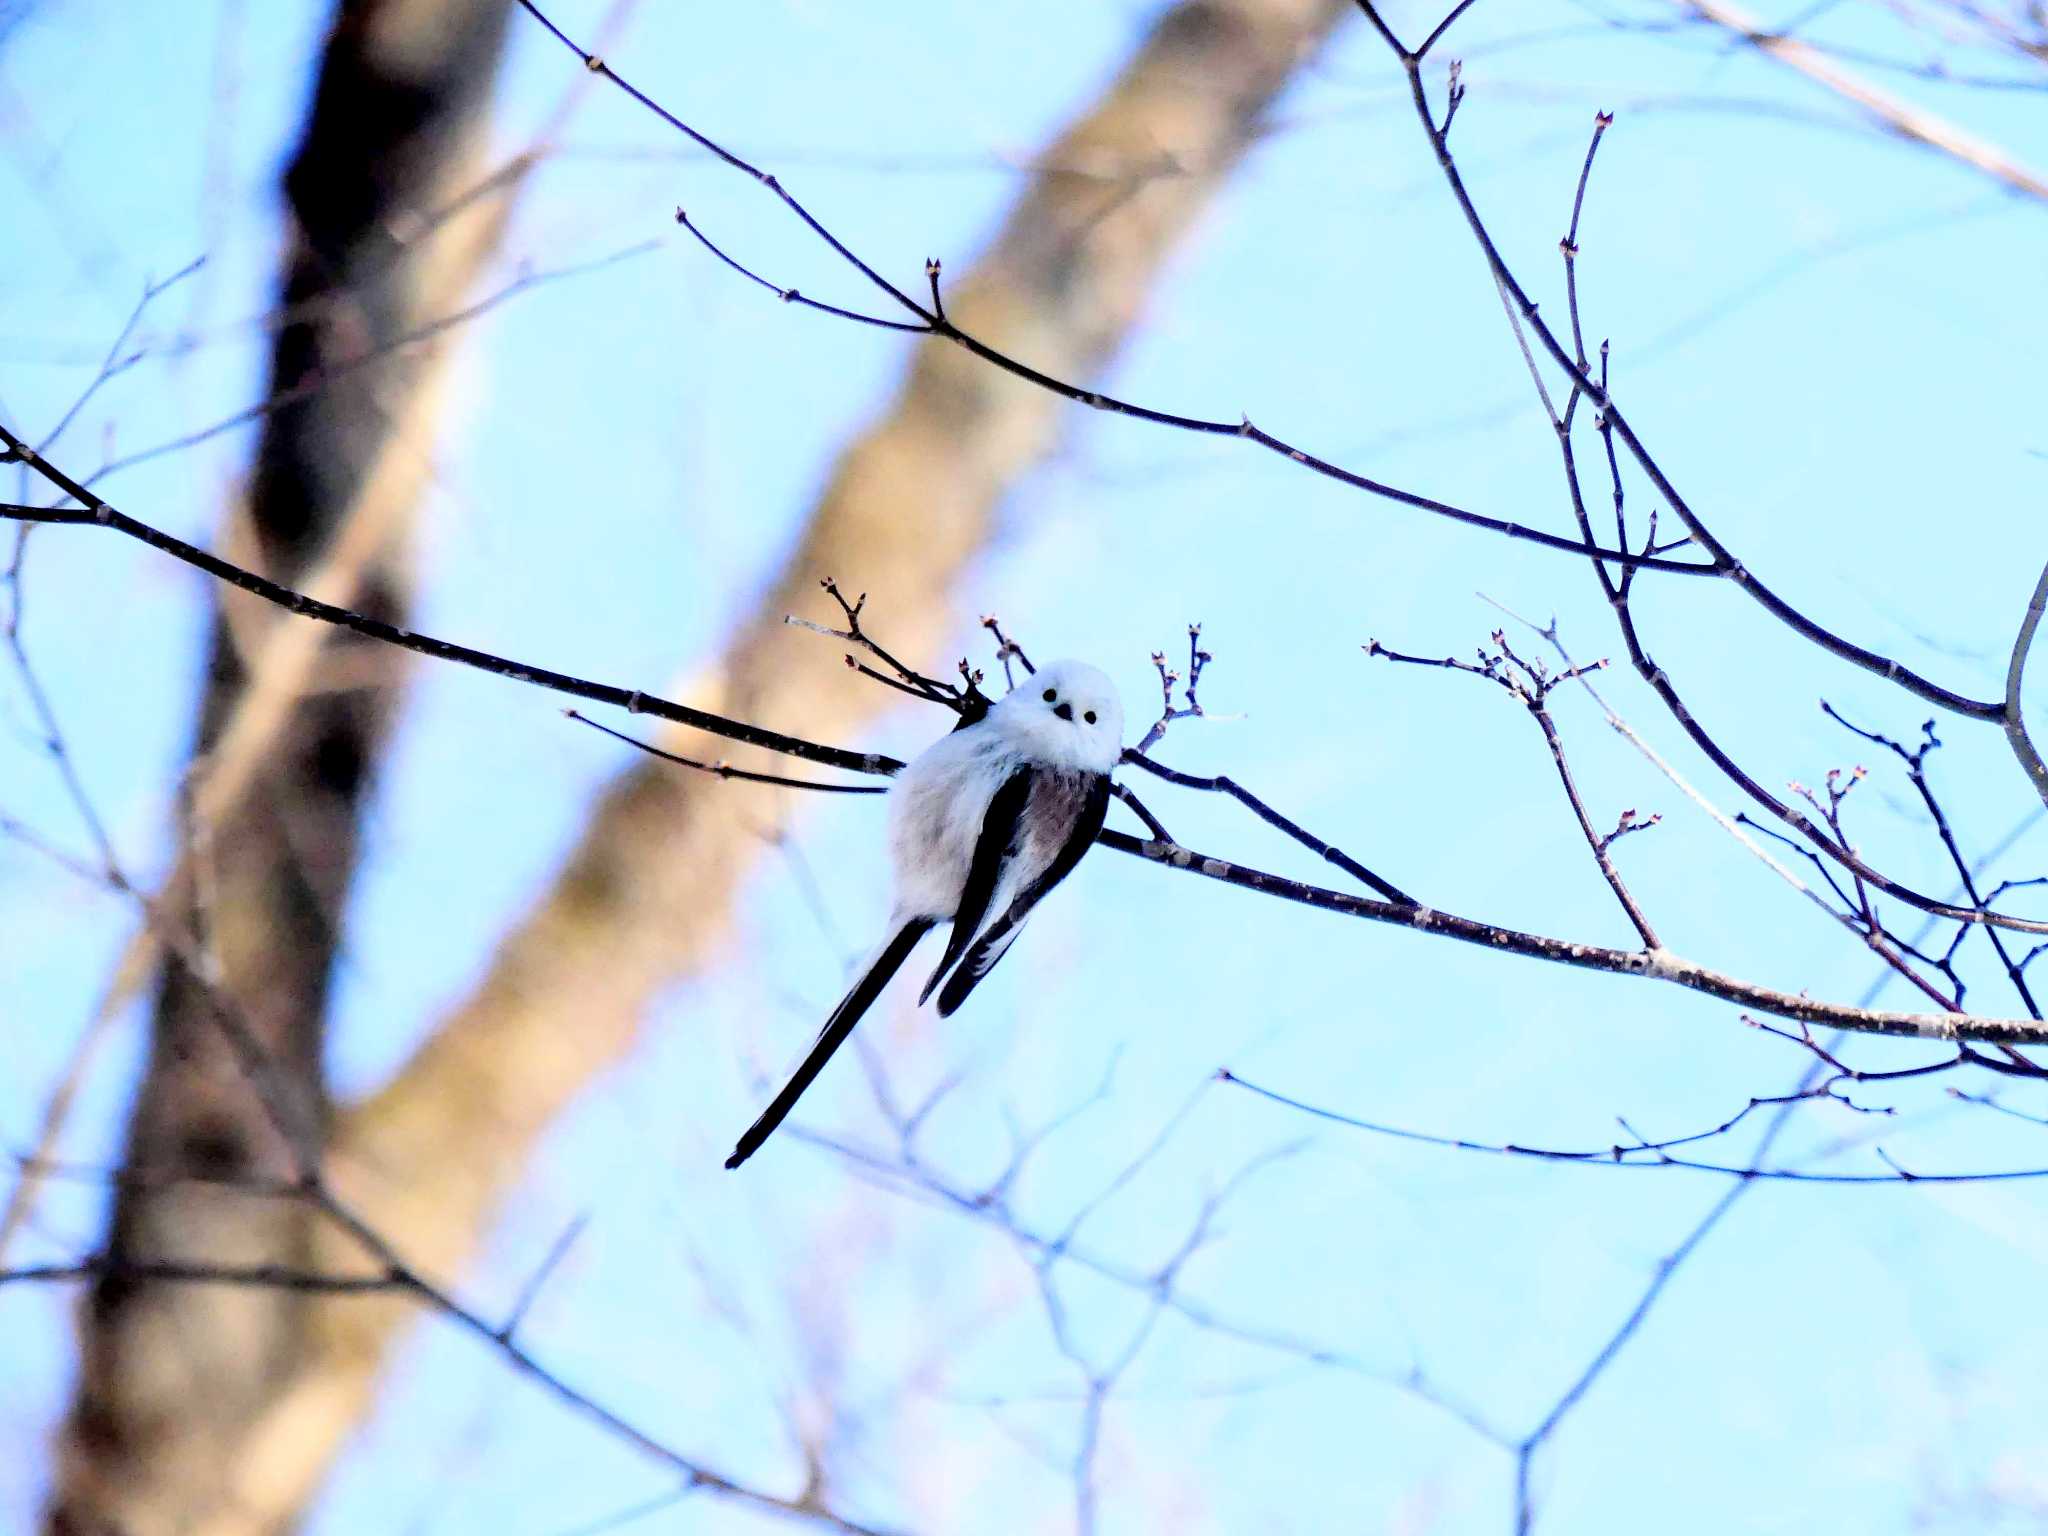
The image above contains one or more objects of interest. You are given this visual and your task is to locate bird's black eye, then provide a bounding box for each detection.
[1084,710,1097,725]
[1042,688,1057,703]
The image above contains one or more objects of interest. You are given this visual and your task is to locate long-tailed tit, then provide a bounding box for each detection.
[726,659,1125,1168]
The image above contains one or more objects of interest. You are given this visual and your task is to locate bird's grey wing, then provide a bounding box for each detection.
[935,772,1109,1018]
[918,763,1035,1005]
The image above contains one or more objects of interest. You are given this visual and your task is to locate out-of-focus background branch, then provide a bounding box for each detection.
[1675,0,2048,200]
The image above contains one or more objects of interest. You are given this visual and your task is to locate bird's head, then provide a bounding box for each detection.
[998,659,1124,773]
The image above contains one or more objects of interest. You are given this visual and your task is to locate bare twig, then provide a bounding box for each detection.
[1121,745,1419,907]
[1369,633,1657,945]
[788,577,986,715]
[564,709,887,795]
[2004,558,2048,806]
[1822,707,2045,1052]
[1132,624,1211,753]
[499,1213,590,1343]
[31,256,207,456]
[1218,1072,2048,1182]
[980,613,1036,687]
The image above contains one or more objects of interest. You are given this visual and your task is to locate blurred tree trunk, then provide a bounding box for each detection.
[47,3,515,1533]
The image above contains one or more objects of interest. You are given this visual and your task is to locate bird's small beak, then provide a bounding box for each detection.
[1053,702,1074,722]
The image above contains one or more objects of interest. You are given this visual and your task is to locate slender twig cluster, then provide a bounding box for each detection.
[1130,625,1211,754]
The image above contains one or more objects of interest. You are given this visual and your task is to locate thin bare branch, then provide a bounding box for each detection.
[564,710,888,795]
[2004,557,2048,805]
[1218,1072,2048,1183]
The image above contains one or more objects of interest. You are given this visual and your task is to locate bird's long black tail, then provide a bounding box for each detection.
[725,918,934,1169]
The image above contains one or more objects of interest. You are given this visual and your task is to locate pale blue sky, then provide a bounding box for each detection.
[5,1,2048,1531]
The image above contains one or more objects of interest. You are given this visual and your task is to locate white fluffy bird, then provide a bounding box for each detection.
[727,660,1124,1168]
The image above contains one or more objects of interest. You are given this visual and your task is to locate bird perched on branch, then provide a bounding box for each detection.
[727,660,1124,1168]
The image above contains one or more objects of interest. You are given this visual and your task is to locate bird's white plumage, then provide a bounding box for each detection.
[887,659,1122,918]
[725,659,1123,1167]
